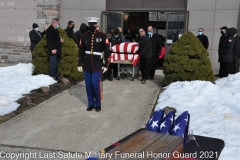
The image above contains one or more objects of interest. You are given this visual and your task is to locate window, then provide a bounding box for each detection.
[148,12,167,21]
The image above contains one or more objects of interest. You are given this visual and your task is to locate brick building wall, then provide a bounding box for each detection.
[37,0,60,32]
[0,0,60,63]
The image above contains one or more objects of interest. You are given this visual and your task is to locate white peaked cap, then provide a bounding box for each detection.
[86,17,99,23]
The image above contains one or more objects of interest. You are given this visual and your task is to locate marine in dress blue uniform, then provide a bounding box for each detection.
[78,17,109,112]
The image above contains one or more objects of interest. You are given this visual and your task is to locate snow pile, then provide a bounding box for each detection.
[0,63,56,116]
[155,73,240,159]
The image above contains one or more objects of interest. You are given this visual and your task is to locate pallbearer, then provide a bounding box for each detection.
[77,17,109,112]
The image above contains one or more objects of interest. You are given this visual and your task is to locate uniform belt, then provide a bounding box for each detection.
[85,51,102,56]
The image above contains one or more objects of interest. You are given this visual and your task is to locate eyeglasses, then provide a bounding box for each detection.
[139,30,144,32]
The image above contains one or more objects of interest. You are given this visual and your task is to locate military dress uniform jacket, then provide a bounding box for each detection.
[78,31,110,72]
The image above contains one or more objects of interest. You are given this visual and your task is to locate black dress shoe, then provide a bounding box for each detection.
[101,76,107,81]
[141,79,146,84]
[87,106,95,111]
[107,76,113,81]
[53,76,60,82]
[95,107,101,112]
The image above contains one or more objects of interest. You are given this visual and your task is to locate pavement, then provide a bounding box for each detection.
[0,63,164,160]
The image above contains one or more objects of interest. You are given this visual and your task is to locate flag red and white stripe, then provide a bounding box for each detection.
[109,42,140,66]
[111,42,139,54]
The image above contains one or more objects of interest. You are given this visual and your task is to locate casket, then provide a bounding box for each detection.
[110,42,140,66]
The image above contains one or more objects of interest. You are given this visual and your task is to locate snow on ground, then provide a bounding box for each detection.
[155,73,240,160]
[0,63,56,116]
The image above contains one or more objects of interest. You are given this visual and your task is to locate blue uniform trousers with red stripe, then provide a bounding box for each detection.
[84,71,101,107]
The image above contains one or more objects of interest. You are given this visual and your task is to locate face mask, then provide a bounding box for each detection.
[198,31,202,36]
[55,24,59,29]
[220,31,224,35]
[114,35,118,38]
[147,32,152,35]
[35,28,39,31]
[72,25,74,29]
[89,25,96,32]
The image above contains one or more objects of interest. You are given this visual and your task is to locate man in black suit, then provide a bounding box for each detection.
[196,28,209,50]
[147,26,162,80]
[64,20,77,44]
[29,23,43,52]
[46,18,63,81]
[139,29,152,84]
[216,26,228,77]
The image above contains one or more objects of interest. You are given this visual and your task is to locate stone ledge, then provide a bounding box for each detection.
[9,52,20,55]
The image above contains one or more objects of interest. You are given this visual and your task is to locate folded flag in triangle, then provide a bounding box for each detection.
[146,109,190,146]
[171,111,190,146]
[146,109,164,132]
[159,111,175,134]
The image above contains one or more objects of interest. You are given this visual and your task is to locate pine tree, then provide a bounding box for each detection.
[163,31,215,86]
[32,28,83,81]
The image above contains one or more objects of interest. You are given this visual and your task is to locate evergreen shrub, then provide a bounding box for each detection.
[163,31,214,86]
[32,28,83,81]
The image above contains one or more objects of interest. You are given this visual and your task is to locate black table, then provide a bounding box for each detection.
[101,129,225,160]
[184,134,225,160]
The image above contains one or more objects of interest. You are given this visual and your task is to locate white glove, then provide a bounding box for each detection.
[102,67,107,73]
[78,66,83,72]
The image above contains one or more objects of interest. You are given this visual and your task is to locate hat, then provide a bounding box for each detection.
[113,28,120,34]
[220,26,228,30]
[228,27,238,36]
[86,17,99,23]
[32,23,38,28]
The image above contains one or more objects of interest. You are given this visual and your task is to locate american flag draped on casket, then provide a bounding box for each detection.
[109,42,140,66]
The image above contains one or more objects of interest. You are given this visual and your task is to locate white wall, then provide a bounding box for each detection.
[60,0,106,32]
[0,0,37,45]
[187,0,240,73]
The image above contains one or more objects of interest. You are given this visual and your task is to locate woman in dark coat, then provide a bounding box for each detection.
[230,28,240,74]
[219,28,237,77]
[74,23,88,47]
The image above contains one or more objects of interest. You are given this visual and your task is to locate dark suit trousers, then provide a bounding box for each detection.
[149,63,158,78]
[230,61,237,74]
[140,58,151,79]
[107,63,118,77]
[237,59,240,72]
[49,51,58,78]
[222,62,231,77]
[218,62,224,76]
